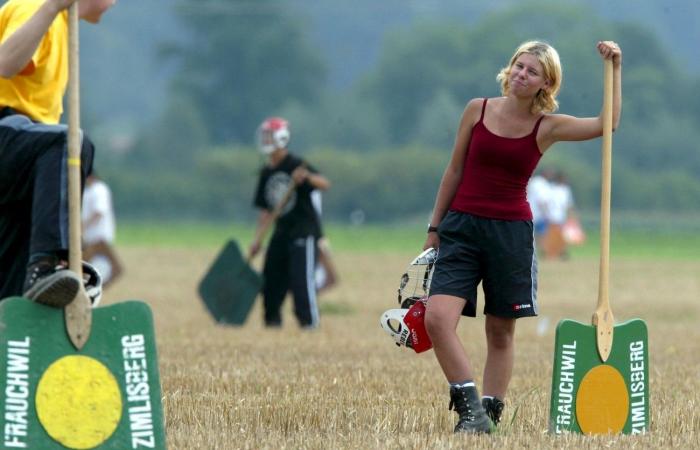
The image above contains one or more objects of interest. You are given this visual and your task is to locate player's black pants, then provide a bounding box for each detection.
[0,109,94,299]
[262,233,319,328]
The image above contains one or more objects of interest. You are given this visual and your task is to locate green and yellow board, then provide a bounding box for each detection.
[0,298,166,449]
[549,318,649,435]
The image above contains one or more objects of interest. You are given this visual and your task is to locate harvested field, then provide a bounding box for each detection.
[101,245,700,449]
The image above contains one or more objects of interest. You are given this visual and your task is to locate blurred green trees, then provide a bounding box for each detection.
[158,0,326,144]
[102,0,700,222]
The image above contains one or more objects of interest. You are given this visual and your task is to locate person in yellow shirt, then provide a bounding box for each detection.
[0,0,115,306]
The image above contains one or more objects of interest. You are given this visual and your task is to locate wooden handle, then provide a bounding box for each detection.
[64,4,92,350]
[592,59,614,362]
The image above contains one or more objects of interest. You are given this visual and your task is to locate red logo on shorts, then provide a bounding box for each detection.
[513,303,532,311]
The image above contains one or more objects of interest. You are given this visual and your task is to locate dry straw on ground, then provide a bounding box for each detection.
[101,247,700,449]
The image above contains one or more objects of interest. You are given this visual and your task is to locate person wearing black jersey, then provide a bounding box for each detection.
[249,117,331,328]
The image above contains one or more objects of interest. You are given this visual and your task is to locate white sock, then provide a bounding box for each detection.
[449,380,475,388]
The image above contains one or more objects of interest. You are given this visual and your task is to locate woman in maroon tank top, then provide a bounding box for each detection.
[422,40,622,433]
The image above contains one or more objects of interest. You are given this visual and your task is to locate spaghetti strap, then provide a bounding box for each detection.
[532,114,545,136]
[480,98,488,122]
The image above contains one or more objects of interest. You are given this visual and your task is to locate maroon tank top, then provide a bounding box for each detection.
[449,98,544,220]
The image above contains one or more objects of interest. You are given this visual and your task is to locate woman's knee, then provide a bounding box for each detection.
[485,317,515,349]
[425,297,461,338]
[424,309,444,338]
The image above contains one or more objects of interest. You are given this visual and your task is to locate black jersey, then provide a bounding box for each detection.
[253,153,322,239]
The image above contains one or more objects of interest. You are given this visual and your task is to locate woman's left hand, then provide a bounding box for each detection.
[423,233,439,251]
[597,41,622,67]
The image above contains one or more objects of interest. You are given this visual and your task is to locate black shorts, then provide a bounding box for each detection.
[429,210,538,318]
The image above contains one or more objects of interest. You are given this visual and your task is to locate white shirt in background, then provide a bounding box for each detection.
[527,175,552,223]
[547,182,574,225]
[82,179,116,244]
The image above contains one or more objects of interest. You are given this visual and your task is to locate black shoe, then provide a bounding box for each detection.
[23,258,80,308]
[449,385,493,434]
[482,397,505,426]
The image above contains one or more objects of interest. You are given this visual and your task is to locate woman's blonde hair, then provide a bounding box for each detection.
[496,40,562,114]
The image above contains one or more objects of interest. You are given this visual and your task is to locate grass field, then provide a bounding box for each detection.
[119,221,700,258]
[101,223,700,449]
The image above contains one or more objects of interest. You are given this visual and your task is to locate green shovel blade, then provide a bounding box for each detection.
[0,297,166,449]
[549,318,649,435]
[198,239,262,325]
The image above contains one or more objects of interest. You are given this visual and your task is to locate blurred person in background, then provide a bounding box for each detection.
[0,0,116,305]
[526,168,553,253]
[422,40,621,433]
[248,117,331,329]
[544,170,583,259]
[310,190,339,293]
[82,171,123,288]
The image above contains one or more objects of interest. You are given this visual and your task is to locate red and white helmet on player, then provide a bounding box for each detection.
[257,117,290,155]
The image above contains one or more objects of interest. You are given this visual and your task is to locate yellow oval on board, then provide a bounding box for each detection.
[36,355,122,449]
[576,364,629,434]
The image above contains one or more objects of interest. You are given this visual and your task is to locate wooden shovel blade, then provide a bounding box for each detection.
[64,286,92,349]
[592,304,614,362]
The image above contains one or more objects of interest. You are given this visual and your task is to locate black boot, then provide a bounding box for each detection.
[23,256,80,307]
[482,397,505,426]
[449,385,493,434]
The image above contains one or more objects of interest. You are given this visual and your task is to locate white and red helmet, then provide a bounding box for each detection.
[380,299,432,353]
[379,248,438,354]
[257,117,290,155]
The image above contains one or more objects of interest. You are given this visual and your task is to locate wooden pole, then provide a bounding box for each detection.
[592,59,614,362]
[64,3,92,350]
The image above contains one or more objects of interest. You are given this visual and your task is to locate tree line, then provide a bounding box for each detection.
[98,0,700,222]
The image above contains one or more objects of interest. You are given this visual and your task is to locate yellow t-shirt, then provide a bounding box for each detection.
[0,0,68,124]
